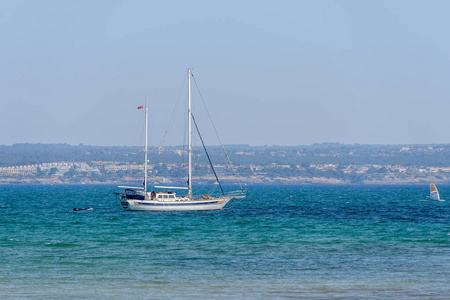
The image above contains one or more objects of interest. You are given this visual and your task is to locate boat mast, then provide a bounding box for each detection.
[144,104,148,194]
[188,69,193,197]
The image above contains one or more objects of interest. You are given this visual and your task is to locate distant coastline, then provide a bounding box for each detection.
[2,143,450,185]
[0,174,447,185]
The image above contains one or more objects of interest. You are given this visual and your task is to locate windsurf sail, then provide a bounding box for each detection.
[430,183,440,200]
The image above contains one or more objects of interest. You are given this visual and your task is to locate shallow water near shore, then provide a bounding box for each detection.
[1,184,449,299]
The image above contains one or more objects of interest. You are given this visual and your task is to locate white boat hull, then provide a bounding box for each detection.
[121,197,232,211]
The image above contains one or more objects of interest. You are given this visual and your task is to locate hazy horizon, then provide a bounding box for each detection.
[2,141,450,148]
[2,1,450,147]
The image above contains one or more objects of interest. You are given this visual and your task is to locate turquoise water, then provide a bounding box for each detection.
[1,184,449,299]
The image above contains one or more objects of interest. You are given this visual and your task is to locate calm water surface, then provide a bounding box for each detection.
[0,184,449,299]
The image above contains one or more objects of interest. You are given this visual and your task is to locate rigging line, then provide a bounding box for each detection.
[191,113,225,196]
[191,73,245,192]
[223,196,246,210]
[161,72,188,146]
[143,94,150,150]
[179,81,189,169]
[181,85,188,167]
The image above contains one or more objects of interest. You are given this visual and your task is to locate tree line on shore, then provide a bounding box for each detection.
[2,143,450,168]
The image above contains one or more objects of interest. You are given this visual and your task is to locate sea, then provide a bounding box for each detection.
[1,184,449,299]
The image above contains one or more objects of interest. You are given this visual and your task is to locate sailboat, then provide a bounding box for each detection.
[116,69,245,211]
[430,183,441,201]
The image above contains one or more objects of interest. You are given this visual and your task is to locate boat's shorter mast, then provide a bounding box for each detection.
[188,69,192,198]
[144,104,148,194]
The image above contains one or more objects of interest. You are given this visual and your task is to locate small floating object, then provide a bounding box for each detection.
[73,207,93,211]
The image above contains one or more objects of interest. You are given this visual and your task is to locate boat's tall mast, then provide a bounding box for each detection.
[188,69,192,197]
[144,104,148,194]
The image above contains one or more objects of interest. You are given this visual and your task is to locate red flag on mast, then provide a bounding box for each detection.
[137,105,143,109]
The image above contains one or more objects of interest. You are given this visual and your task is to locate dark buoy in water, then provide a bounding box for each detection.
[73,207,93,211]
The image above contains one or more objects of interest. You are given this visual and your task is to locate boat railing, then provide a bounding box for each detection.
[227,190,246,199]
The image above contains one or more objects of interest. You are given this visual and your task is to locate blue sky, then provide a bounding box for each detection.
[1,1,450,146]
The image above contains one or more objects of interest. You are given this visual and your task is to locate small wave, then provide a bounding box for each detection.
[2,238,17,242]
[44,242,79,248]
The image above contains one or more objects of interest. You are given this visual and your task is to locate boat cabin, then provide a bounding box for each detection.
[119,186,189,202]
[154,192,177,201]
[152,186,189,201]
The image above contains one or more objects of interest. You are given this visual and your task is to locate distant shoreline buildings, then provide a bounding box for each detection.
[2,143,450,184]
[2,160,450,185]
